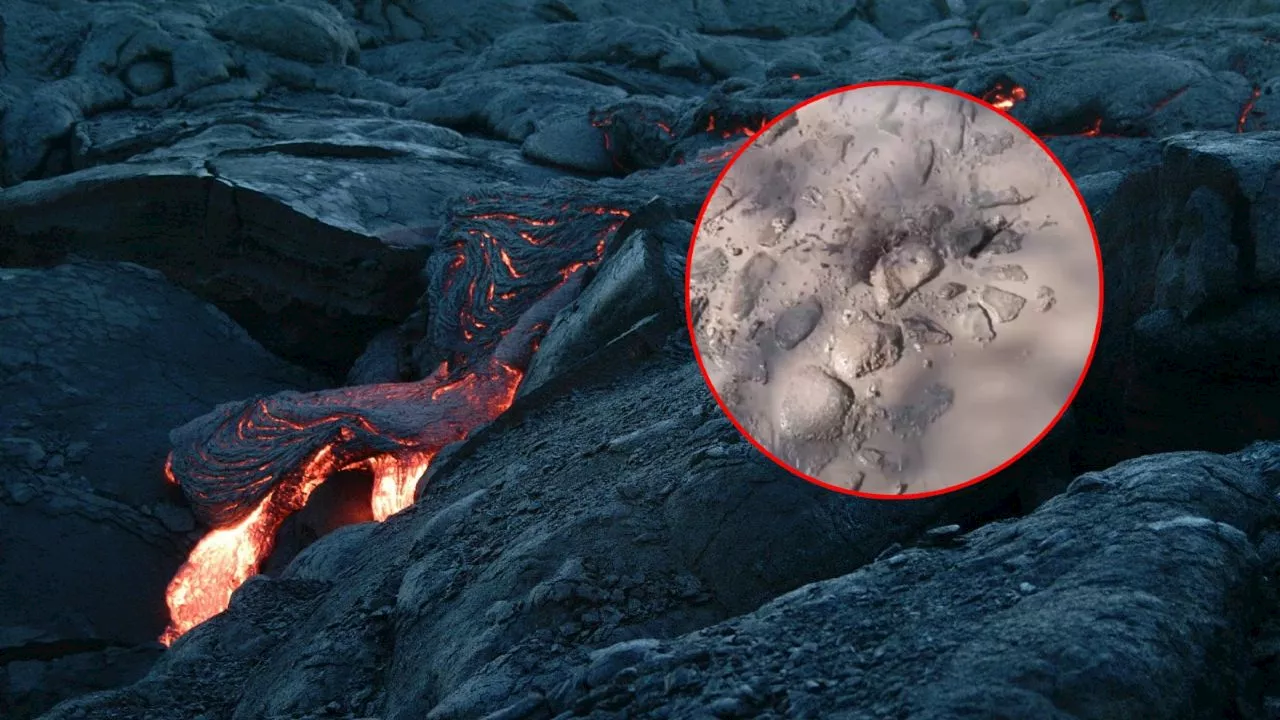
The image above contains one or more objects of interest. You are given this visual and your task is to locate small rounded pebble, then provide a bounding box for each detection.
[693,247,729,282]
[829,321,904,383]
[987,228,1024,254]
[774,296,823,349]
[770,207,797,235]
[979,264,1028,282]
[777,366,854,440]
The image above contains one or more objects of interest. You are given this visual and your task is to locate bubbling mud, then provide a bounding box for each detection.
[688,84,1101,496]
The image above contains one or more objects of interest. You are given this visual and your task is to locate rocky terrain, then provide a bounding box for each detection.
[0,0,1279,718]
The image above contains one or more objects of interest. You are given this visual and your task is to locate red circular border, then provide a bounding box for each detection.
[683,80,1105,501]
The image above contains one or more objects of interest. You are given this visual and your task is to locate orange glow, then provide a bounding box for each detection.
[160,445,338,645]
[1238,86,1261,133]
[656,121,673,136]
[706,115,716,132]
[464,213,557,227]
[368,452,434,522]
[499,248,524,277]
[983,82,1027,111]
[702,147,737,163]
[158,193,632,646]
[160,352,534,646]
[559,261,588,280]
[582,206,632,218]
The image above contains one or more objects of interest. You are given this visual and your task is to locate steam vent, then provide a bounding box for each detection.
[2,1,1280,719]
[688,83,1102,496]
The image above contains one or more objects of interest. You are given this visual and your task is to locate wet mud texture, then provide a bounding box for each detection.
[690,85,1100,495]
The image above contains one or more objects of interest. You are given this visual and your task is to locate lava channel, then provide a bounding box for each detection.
[157,195,635,645]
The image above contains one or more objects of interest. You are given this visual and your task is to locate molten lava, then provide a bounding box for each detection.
[367,452,435,522]
[159,355,531,644]
[982,81,1027,111]
[160,191,636,645]
[1238,86,1261,133]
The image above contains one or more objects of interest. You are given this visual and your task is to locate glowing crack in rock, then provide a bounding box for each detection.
[1238,86,1262,133]
[160,192,638,645]
[589,105,770,172]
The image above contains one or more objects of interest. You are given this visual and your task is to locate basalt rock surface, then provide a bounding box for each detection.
[1,0,1279,718]
[0,261,319,718]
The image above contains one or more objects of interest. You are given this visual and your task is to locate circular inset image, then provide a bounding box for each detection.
[686,81,1102,499]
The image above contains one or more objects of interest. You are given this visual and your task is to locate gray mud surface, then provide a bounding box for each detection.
[689,85,1101,495]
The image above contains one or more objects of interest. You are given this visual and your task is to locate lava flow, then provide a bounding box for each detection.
[159,194,634,645]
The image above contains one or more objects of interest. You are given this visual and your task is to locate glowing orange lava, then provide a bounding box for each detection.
[1238,86,1261,133]
[368,452,436,522]
[156,192,628,646]
[983,81,1027,111]
[498,248,524,277]
[160,444,340,645]
[159,359,528,646]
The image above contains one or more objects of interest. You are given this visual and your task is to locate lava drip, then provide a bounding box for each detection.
[157,188,637,645]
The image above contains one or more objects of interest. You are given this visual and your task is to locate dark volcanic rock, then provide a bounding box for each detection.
[1077,131,1280,464]
[0,261,317,718]
[0,146,477,376]
[210,3,358,65]
[559,444,1280,720]
[520,230,678,397]
[7,0,1280,718]
[39,348,1045,720]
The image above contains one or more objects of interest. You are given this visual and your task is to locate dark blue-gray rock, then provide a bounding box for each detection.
[122,60,171,96]
[211,4,358,65]
[1073,170,1127,216]
[0,261,318,718]
[35,348,1051,720]
[866,0,949,40]
[1078,131,1280,463]
[519,230,677,398]
[0,76,129,183]
[522,113,616,174]
[1153,186,1240,319]
[6,1,1280,718]
[557,444,1280,719]
[0,113,519,376]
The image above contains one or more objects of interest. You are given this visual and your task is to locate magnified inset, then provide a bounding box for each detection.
[687,81,1102,498]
